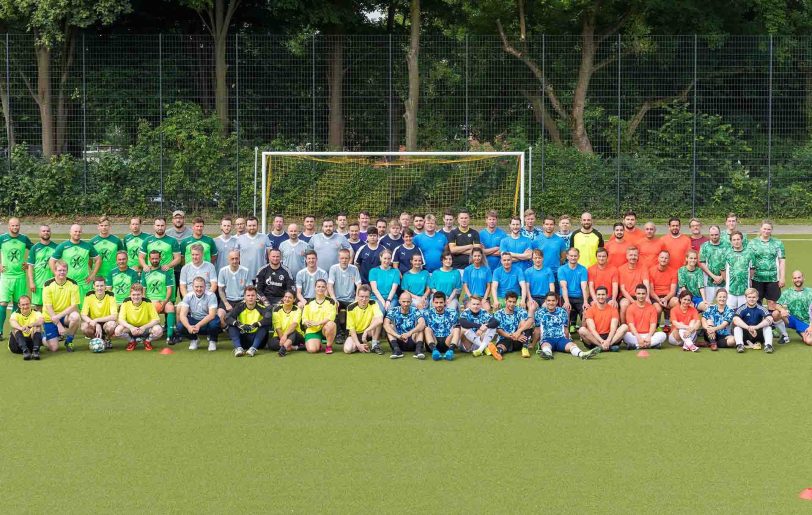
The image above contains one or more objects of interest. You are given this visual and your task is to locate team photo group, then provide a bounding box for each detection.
[2,207,810,362]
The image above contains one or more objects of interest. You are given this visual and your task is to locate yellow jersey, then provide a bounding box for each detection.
[272,305,304,336]
[42,278,80,323]
[346,301,382,333]
[81,292,118,320]
[11,310,42,337]
[302,297,337,334]
[119,300,159,327]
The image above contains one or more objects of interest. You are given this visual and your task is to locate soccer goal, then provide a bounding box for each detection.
[259,151,525,232]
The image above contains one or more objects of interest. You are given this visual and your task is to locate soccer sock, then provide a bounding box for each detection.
[0,305,7,333]
[427,342,436,351]
[664,317,670,325]
[570,346,582,357]
[65,335,74,344]
[166,313,176,336]
[449,342,458,350]
[775,321,788,337]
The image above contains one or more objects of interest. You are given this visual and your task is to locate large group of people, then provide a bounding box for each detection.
[2,208,810,362]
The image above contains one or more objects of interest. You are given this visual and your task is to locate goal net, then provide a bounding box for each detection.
[260,151,525,231]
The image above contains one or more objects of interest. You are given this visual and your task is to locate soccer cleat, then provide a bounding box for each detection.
[65,341,74,353]
[443,349,454,361]
[736,343,745,353]
[521,347,531,358]
[540,349,554,360]
[486,343,500,359]
[431,349,441,361]
[246,347,257,357]
[390,349,404,359]
[484,346,492,356]
[580,347,601,360]
[31,349,40,360]
[491,347,503,361]
[168,334,181,346]
[650,341,662,349]
[22,349,31,361]
[188,339,199,351]
[372,344,384,355]
[144,340,153,351]
[765,343,774,354]
[207,340,217,352]
[233,347,245,357]
[710,342,718,351]
[610,345,620,352]
[126,340,137,351]
[626,342,639,351]
[278,346,287,357]
[780,334,790,345]
[104,339,112,349]
[472,348,483,357]
[325,346,333,355]
[414,351,426,360]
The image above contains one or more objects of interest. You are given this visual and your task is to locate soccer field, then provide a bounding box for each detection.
[2,236,811,513]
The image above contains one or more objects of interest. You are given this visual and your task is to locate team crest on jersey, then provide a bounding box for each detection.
[70,255,84,268]
[7,248,21,262]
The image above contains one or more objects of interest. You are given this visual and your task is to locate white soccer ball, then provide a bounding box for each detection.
[89,338,106,353]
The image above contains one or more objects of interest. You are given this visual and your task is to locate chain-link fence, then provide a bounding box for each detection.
[0,33,810,219]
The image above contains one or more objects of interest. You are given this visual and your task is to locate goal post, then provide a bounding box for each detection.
[260,151,525,232]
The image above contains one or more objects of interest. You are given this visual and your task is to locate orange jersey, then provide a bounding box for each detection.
[649,265,677,297]
[638,237,664,269]
[670,305,700,326]
[661,234,692,271]
[584,304,619,334]
[588,264,618,296]
[624,227,645,246]
[618,264,649,297]
[626,302,658,334]
[604,238,631,269]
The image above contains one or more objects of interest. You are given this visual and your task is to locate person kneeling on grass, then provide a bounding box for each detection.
[115,283,163,351]
[176,276,220,351]
[270,291,305,357]
[701,288,735,350]
[668,289,702,352]
[343,284,384,355]
[302,278,338,354]
[80,277,118,349]
[9,295,43,360]
[459,295,498,356]
[491,290,533,359]
[533,291,600,360]
[227,285,271,358]
[42,260,81,353]
[423,291,461,362]
[732,287,774,354]
[383,292,426,359]
[623,284,666,350]
[577,286,627,352]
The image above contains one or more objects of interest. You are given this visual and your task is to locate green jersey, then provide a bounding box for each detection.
[724,247,754,296]
[678,266,705,297]
[123,233,146,269]
[52,240,98,283]
[699,241,728,286]
[107,267,141,304]
[140,234,180,268]
[90,234,125,280]
[748,237,785,283]
[27,241,58,286]
[180,235,217,264]
[141,268,175,302]
[720,231,748,249]
[777,287,812,323]
[0,233,33,277]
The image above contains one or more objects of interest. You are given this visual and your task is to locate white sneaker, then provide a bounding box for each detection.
[246,347,257,357]
[208,340,217,352]
[188,339,199,350]
[233,347,245,357]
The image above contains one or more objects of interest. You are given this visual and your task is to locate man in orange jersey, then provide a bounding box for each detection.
[622,210,644,245]
[638,222,664,269]
[604,223,631,269]
[660,218,692,272]
[578,286,627,351]
[588,247,618,307]
[618,246,650,322]
[648,250,679,330]
[623,284,667,350]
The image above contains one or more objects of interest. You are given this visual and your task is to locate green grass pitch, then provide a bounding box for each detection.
[2,236,812,513]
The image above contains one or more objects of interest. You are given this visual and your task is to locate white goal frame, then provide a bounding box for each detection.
[260,151,525,233]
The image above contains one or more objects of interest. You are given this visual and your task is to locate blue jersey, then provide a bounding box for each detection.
[533,234,568,273]
[702,305,734,336]
[392,244,424,275]
[462,264,492,297]
[535,306,569,340]
[492,266,525,299]
[499,235,533,273]
[267,232,289,250]
[349,240,365,255]
[524,266,555,298]
[379,235,404,253]
[414,232,448,272]
[557,264,588,299]
[734,304,771,326]
[493,307,529,340]
[479,228,507,270]
[429,269,462,297]
[386,305,424,334]
[422,308,459,338]
[354,244,383,284]
[521,226,542,240]
[401,269,430,296]
[460,308,492,326]
[369,267,401,299]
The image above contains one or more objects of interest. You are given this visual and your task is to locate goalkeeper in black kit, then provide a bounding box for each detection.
[226,285,273,357]
[255,248,295,307]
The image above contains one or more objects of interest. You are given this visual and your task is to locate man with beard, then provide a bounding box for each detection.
[26,224,57,310]
[571,212,603,269]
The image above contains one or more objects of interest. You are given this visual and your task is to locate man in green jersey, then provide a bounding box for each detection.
[749,220,786,312]
[90,215,125,280]
[123,217,145,272]
[699,224,728,301]
[106,250,141,304]
[49,224,100,307]
[0,217,33,338]
[773,270,812,345]
[720,212,748,248]
[180,217,217,265]
[724,231,754,310]
[141,249,178,343]
[26,224,57,309]
[138,217,181,273]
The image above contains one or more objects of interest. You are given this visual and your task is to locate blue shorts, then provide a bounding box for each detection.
[43,317,67,340]
[787,315,810,335]
[692,296,703,307]
[543,336,572,353]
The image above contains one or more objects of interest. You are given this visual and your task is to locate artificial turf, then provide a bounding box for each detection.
[2,236,812,513]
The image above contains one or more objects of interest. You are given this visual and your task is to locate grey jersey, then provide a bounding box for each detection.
[218,265,250,301]
[179,291,217,320]
[166,226,193,242]
[214,235,239,272]
[328,264,361,303]
[295,267,328,299]
[279,239,308,280]
[308,232,352,271]
[236,233,271,281]
[179,261,217,291]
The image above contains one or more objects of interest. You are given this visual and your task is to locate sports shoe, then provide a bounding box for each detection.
[278,346,287,357]
[736,343,745,353]
[765,343,774,353]
[491,346,504,361]
[472,348,483,357]
[751,342,762,350]
[31,349,40,360]
[372,344,384,355]
[247,347,257,357]
[188,339,199,350]
[414,351,425,360]
[104,339,112,349]
[233,347,245,357]
[540,349,554,360]
[484,346,492,356]
[207,340,217,352]
[609,345,620,352]
[443,349,454,361]
[144,340,153,351]
[686,343,700,352]
[521,347,531,358]
[710,342,718,351]
[780,334,790,344]
[126,340,137,351]
[431,349,441,361]
[22,349,31,361]
[325,346,333,355]
[650,340,662,349]
[580,347,601,360]
[390,349,404,359]
[65,341,74,353]
[627,342,639,351]
[168,334,181,346]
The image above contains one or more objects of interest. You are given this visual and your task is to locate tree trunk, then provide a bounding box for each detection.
[55,28,76,154]
[327,33,345,150]
[404,0,420,151]
[571,17,595,153]
[0,74,15,151]
[35,46,55,159]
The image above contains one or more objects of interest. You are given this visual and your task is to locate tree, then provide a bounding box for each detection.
[0,0,131,158]
[403,0,419,150]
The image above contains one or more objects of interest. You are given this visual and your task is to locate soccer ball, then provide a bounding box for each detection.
[89,338,106,353]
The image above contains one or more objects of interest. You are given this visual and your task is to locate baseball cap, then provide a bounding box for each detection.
[172,210,185,217]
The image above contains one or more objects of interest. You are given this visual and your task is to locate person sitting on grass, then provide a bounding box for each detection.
[9,295,43,360]
[383,292,426,360]
[577,286,627,352]
[343,284,384,355]
[227,285,271,358]
[668,289,702,352]
[623,284,667,350]
[701,288,735,351]
[422,291,461,362]
[459,295,498,355]
[270,291,304,357]
[491,290,532,359]
[301,279,338,354]
[176,276,220,351]
[732,287,774,354]
[80,276,118,349]
[534,291,600,360]
[115,283,163,351]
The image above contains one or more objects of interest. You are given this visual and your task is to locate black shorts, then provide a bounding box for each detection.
[752,281,781,303]
[497,332,532,353]
[568,297,585,324]
[388,336,417,352]
[268,332,304,351]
